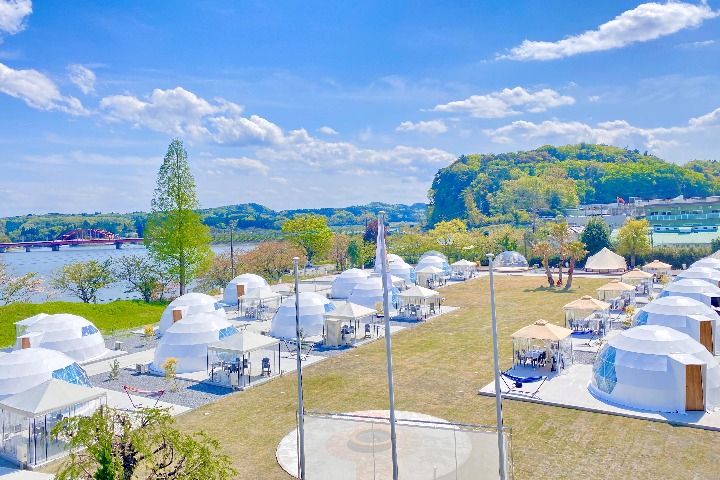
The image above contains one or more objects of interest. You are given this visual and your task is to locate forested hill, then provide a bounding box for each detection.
[0,202,427,243]
[428,143,720,226]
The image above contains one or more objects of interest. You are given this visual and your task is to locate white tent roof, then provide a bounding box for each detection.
[324,302,377,320]
[0,348,92,400]
[15,313,107,363]
[388,261,416,285]
[397,285,441,300]
[0,379,105,417]
[270,292,335,339]
[153,312,238,374]
[416,265,444,275]
[419,250,447,262]
[208,331,279,356]
[597,280,635,292]
[242,287,281,303]
[416,256,451,277]
[159,293,224,334]
[676,267,720,286]
[451,259,475,267]
[691,257,720,270]
[591,325,720,412]
[584,247,627,272]
[223,273,270,304]
[661,278,720,297]
[14,313,48,329]
[643,259,672,271]
[347,276,397,311]
[638,296,717,319]
[331,268,370,299]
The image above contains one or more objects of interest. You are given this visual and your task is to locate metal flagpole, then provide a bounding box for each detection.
[293,257,306,480]
[378,211,399,479]
[487,253,506,480]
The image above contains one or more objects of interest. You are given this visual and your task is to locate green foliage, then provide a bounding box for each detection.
[0,300,166,347]
[428,143,720,226]
[580,216,612,256]
[109,359,120,381]
[711,237,720,254]
[113,255,171,303]
[51,259,116,303]
[634,246,712,269]
[615,219,652,268]
[347,238,376,268]
[52,406,236,480]
[281,214,333,262]
[0,260,45,305]
[145,139,213,295]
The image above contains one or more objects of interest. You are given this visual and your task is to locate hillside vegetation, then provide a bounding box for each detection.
[428,143,720,226]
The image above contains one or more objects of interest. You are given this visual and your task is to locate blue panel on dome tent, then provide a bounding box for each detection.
[81,325,99,337]
[635,310,649,326]
[324,303,336,313]
[442,263,452,276]
[657,290,669,298]
[409,268,417,284]
[52,363,92,387]
[219,326,238,340]
[214,302,224,310]
[592,345,617,394]
[391,287,399,305]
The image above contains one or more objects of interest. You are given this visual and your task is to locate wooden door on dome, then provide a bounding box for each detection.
[686,364,704,411]
[700,321,713,353]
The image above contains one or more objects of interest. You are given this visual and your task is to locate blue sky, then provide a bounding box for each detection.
[1,1,719,217]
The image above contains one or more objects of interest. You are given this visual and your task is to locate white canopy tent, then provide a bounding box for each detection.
[511,320,572,373]
[591,325,720,413]
[152,312,238,374]
[636,296,719,354]
[0,380,106,467]
[207,331,281,388]
[0,348,92,400]
[14,314,107,363]
[159,293,225,334]
[416,255,451,277]
[331,269,370,299]
[222,273,270,305]
[397,285,442,319]
[675,267,720,287]
[323,302,378,345]
[642,260,672,278]
[597,280,636,307]
[270,292,335,339]
[347,275,398,313]
[584,247,627,272]
[621,268,654,287]
[451,259,477,279]
[659,278,720,309]
[240,287,282,320]
[563,295,611,331]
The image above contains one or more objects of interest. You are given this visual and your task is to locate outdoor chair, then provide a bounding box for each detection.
[261,357,271,376]
[364,323,371,338]
[499,370,548,399]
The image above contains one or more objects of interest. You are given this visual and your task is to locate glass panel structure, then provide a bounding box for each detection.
[592,345,618,394]
[51,364,91,387]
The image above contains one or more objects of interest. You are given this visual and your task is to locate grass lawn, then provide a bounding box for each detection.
[172,275,720,479]
[0,300,167,347]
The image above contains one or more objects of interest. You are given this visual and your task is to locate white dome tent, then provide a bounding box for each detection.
[159,293,225,335]
[691,257,720,270]
[270,292,335,339]
[591,325,720,413]
[347,275,399,313]
[416,255,451,276]
[659,278,720,309]
[0,348,92,400]
[14,314,107,363]
[635,296,719,354]
[419,250,447,262]
[331,269,370,299]
[152,312,238,374]
[675,267,720,287]
[388,259,416,286]
[493,251,529,272]
[222,273,270,305]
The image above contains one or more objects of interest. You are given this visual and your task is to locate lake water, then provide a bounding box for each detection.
[0,243,253,303]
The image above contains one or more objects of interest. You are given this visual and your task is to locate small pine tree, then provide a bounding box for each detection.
[162,357,179,392]
[108,359,120,381]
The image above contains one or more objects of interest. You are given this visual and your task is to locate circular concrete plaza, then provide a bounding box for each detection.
[277,410,502,479]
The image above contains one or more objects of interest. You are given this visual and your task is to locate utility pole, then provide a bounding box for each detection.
[487,253,507,480]
[293,257,306,480]
[229,220,237,279]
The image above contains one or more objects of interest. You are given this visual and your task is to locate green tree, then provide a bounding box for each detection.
[347,238,375,268]
[51,259,115,303]
[580,216,611,256]
[548,222,571,285]
[52,406,235,480]
[145,139,212,295]
[113,255,170,303]
[565,240,588,290]
[281,214,333,263]
[242,240,304,283]
[0,261,45,305]
[616,219,651,268]
[429,219,468,261]
[331,233,351,270]
[532,240,555,287]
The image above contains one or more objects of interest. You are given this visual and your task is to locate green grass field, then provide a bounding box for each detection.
[0,300,167,347]
[171,275,720,479]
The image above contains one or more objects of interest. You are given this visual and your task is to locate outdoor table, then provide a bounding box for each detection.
[523,350,544,367]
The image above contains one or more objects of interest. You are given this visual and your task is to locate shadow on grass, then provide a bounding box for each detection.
[188,382,234,396]
[523,286,580,294]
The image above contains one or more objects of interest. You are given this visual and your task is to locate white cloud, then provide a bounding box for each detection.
[588,95,601,102]
[0,62,87,114]
[432,87,575,118]
[67,64,96,94]
[677,39,715,48]
[213,156,270,175]
[689,107,720,127]
[318,125,339,135]
[0,0,31,38]
[501,2,719,61]
[396,119,448,134]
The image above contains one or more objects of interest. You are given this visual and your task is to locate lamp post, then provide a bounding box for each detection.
[229,220,237,279]
[487,253,507,480]
[293,257,306,480]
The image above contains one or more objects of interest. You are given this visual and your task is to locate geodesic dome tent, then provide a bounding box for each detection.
[659,278,720,308]
[222,273,270,305]
[348,275,399,312]
[415,255,451,277]
[159,292,225,334]
[691,257,720,270]
[152,312,238,374]
[419,250,447,262]
[591,325,720,412]
[0,348,92,400]
[493,251,529,271]
[635,296,719,354]
[14,314,107,363]
[331,269,370,299]
[270,292,336,339]
[388,259,416,285]
[675,267,720,287]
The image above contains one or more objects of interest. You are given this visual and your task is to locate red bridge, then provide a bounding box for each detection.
[0,229,143,252]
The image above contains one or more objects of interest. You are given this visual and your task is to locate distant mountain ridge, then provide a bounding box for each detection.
[428,143,720,226]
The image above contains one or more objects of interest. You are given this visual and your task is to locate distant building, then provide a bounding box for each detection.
[636,196,720,247]
[564,201,637,229]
